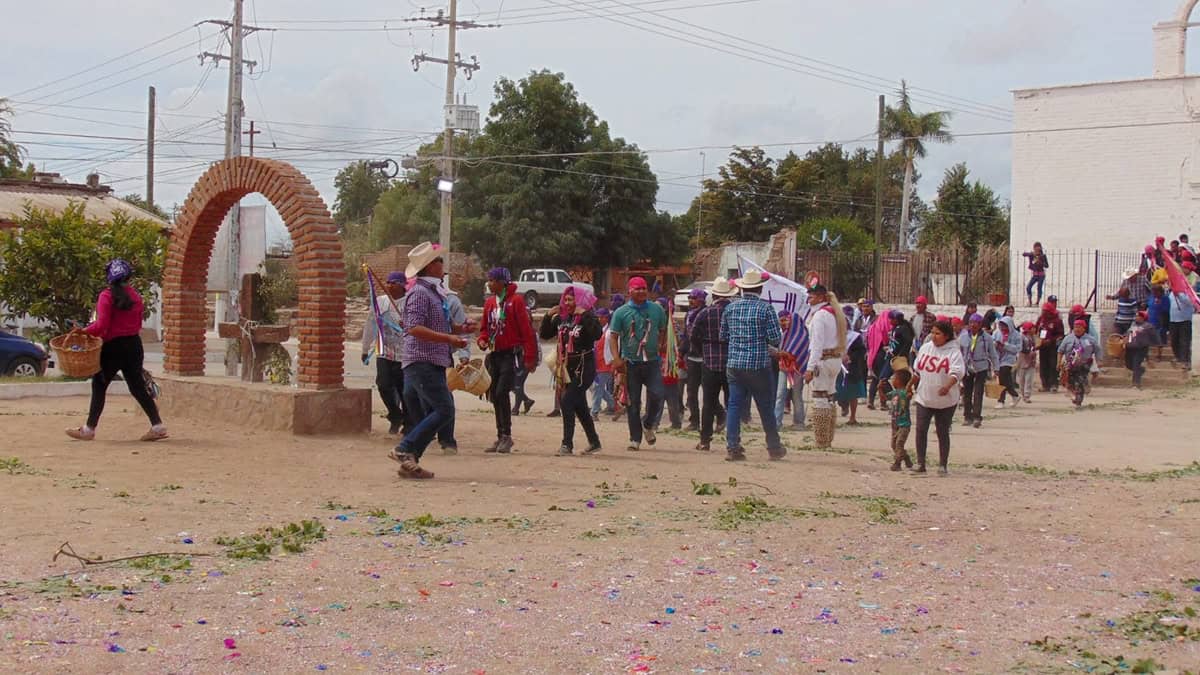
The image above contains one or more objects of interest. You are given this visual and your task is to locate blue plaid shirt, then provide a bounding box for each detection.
[720,295,782,371]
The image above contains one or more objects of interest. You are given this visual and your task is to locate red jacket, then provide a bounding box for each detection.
[479,283,537,369]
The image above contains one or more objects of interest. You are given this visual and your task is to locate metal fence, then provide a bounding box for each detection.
[794,246,1143,310]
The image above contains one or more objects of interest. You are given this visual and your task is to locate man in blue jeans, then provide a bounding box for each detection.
[388,242,469,480]
[720,270,784,461]
[608,276,668,451]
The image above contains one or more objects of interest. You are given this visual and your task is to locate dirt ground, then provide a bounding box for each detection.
[1,380,1198,674]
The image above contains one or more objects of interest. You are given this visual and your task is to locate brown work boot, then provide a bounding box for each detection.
[890,461,902,472]
[724,446,747,462]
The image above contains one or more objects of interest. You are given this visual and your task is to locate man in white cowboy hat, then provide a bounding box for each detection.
[718,269,784,461]
[688,276,736,452]
[804,283,846,449]
[388,242,469,480]
[1108,266,1151,307]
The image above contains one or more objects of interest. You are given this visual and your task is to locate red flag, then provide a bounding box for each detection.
[1158,244,1200,312]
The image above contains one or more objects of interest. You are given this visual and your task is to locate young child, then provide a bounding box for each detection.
[1015,321,1038,403]
[884,368,914,471]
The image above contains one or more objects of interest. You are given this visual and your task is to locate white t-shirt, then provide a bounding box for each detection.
[913,339,967,409]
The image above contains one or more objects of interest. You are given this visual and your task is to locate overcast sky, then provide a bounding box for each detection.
[4,0,1198,244]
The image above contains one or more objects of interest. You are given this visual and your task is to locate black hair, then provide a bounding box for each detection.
[930,320,953,340]
[111,280,134,311]
[892,369,912,386]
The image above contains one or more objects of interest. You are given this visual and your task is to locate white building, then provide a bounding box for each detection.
[1011,0,1200,256]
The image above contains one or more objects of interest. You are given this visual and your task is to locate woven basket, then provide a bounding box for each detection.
[459,359,491,397]
[50,332,102,378]
[1105,334,1126,359]
[446,364,466,392]
[984,380,1004,400]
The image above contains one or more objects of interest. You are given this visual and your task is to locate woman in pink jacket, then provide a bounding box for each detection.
[66,259,167,442]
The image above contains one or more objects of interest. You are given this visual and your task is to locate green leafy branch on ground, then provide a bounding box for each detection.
[214,519,326,560]
[0,457,45,476]
[714,496,842,530]
[818,492,915,524]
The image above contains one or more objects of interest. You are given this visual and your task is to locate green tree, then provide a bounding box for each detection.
[883,81,952,251]
[121,193,170,221]
[795,215,875,252]
[920,162,1008,258]
[0,203,167,334]
[332,160,392,226]
[697,146,786,243]
[449,70,681,268]
[0,98,33,180]
[369,179,439,250]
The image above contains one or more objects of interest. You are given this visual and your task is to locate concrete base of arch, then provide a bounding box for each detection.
[154,375,371,436]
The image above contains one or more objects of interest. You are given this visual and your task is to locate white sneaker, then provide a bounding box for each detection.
[1008,399,1019,408]
[994,402,1005,410]
[626,440,640,451]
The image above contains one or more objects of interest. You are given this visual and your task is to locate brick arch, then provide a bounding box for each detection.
[162,157,345,389]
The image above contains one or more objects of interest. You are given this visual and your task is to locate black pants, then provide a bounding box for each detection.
[867,350,887,405]
[486,349,517,437]
[375,357,406,426]
[1170,320,1192,368]
[961,371,987,421]
[914,403,953,468]
[87,335,161,428]
[685,360,703,427]
[1038,344,1059,390]
[699,367,728,444]
[1125,346,1148,386]
[997,365,1018,403]
[512,366,532,407]
[561,359,599,448]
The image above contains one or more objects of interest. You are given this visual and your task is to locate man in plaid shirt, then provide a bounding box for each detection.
[689,277,735,452]
[719,270,784,462]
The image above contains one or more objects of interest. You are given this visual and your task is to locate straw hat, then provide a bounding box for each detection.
[710,276,739,297]
[891,356,910,372]
[736,269,770,290]
[405,241,444,279]
[1124,267,1140,278]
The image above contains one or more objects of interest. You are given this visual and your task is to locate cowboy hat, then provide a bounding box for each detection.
[709,276,739,297]
[1124,267,1140,278]
[405,241,444,279]
[736,269,770,290]
[890,356,910,372]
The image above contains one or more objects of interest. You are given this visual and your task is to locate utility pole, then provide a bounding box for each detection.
[873,94,885,300]
[411,3,493,285]
[243,120,260,157]
[200,1,271,375]
[697,151,706,245]
[146,86,155,209]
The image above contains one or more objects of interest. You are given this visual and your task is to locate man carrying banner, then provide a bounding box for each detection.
[804,283,846,448]
[362,270,409,435]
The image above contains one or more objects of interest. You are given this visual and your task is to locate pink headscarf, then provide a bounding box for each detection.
[559,284,597,317]
[865,313,891,366]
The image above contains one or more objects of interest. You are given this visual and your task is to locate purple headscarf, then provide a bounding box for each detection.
[487,267,511,285]
[386,271,407,285]
[609,293,625,311]
[105,259,133,284]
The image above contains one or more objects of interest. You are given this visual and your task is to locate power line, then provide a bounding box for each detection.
[3,25,199,99]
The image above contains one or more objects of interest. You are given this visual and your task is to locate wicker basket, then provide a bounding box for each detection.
[984,379,1004,400]
[459,359,491,397]
[50,332,103,378]
[1106,334,1126,359]
[446,364,466,392]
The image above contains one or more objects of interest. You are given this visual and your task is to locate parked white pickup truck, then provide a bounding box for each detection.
[514,268,594,309]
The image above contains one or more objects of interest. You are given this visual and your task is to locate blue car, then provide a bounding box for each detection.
[0,330,51,377]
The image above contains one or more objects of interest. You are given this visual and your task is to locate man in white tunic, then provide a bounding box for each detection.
[804,284,844,448]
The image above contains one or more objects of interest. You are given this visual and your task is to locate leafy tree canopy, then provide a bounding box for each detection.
[0,99,34,180]
[919,162,1008,257]
[0,203,167,335]
[332,160,392,226]
[121,193,170,221]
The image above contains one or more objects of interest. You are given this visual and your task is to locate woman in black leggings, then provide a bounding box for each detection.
[539,286,603,455]
[66,259,167,442]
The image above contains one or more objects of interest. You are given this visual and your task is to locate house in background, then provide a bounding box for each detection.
[0,173,170,339]
[1011,0,1200,259]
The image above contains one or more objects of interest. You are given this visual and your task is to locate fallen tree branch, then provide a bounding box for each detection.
[53,541,211,568]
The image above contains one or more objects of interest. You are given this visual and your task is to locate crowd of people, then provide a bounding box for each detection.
[366,240,1155,481]
[59,235,1195,482]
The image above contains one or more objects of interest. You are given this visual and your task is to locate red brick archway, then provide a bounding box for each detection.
[162,157,345,389]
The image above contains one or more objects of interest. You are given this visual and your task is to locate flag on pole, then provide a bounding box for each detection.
[1159,244,1200,312]
[664,298,680,380]
[362,263,386,362]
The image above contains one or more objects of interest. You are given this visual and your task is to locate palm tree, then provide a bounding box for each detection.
[0,98,26,178]
[882,81,952,251]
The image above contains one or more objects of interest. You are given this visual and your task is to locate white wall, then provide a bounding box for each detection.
[1011,75,1200,256]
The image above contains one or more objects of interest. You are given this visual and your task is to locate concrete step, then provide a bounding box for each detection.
[1094,370,1192,389]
